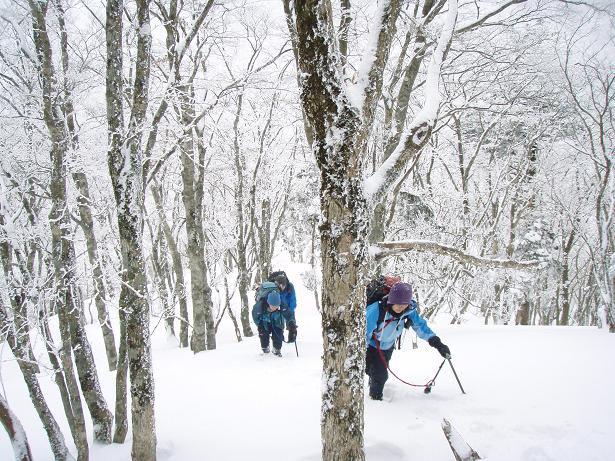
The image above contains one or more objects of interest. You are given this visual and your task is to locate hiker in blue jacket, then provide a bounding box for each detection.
[366,282,451,400]
[272,273,297,312]
[252,290,296,357]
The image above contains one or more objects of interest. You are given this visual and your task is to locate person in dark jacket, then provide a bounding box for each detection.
[365,282,451,400]
[252,290,296,357]
[273,274,297,312]
[272,273,298,343]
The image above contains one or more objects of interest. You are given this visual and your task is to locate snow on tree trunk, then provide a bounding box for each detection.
[1,298,72,461]
[233,93,254,337]
[293,2,370,458]
[54,0,118,373]
[291,1,458,457]
[105,0,156,457]
[0,392,34,461]
[29,0,112,448]
[151,183,189,346]
[176,83,216,352]
[72,172,118,370]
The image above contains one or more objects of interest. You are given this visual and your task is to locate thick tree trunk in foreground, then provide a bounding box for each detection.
[105,0,156,457]
[293,3,369,459]
[291,0,457,457]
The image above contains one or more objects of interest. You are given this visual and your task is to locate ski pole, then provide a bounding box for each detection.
[424,359,446,394]
[447,358,466,394]
[294,339,299,357]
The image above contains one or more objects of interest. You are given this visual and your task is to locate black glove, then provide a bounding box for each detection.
[287,323,297,343]
[403,317,413,330]
[428,336,451,359]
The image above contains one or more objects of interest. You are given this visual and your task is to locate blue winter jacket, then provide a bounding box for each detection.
[279,282,297,312]
[366,300,435,350]
[252,299,295,329]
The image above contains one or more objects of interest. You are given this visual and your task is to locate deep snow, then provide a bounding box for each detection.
[1,258,614,460]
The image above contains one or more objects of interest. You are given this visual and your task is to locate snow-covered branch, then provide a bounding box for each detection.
[371,240,542,270]
[363,0,458,204]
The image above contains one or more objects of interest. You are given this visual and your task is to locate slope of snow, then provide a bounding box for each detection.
[1,257,614,460]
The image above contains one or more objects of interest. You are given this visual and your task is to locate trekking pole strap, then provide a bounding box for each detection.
[373,334,440,389]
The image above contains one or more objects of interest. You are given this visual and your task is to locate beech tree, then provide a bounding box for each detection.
[105,0,156,456]
[287,0,550,457]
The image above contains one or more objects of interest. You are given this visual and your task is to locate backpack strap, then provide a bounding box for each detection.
[376,299,387,326]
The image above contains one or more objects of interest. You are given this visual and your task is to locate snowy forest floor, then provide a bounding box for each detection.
[1,256,614,460]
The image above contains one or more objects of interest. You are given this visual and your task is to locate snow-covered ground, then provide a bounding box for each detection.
[2,258,614,460]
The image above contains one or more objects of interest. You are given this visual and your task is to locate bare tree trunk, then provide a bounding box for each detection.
[0,393,34,461]
[105,0,156,456]
[291,1,456,457]
[175,82,216,352]
[30,0,112,448]
[38,308,79,449]
[293,3,370,458]
[113,309,128,443]
[1,300,72,461]
[516,299,530,325]
[0,245,39,374]
[151,183,189,346]
[146,216,175,338]
[233,94,254,337]
[558,228,576,325]
[72,172,118,370]
[256,200,273,281]
[52,0,118,371]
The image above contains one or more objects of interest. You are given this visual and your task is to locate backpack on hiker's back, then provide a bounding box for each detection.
[252,281,279,324]
[365,274,401,306]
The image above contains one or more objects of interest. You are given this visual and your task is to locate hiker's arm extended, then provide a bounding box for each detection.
[408,309,435,341]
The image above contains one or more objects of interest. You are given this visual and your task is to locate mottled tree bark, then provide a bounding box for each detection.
[105,0,156,457]
[30,0,112,449]
[291,1,457,458]
[0,393,34,461]
[233,94,254,337]
[293,3,368,459]
[72,172,118,370]
[1,300,72,461]
[151,183,189,346]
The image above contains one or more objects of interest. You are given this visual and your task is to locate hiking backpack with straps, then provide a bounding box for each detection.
[254,281,278,302]
[365,274,401,307]
[267,270,289,285]
[252,281,279,324]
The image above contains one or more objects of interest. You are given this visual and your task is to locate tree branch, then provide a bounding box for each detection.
[372,240,542,270]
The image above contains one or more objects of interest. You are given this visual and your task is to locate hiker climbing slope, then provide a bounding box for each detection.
[269,270,298,344]
[366,282,451,400]
[252,286,296,357]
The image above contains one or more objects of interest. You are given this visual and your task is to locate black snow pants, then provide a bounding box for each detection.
[258,323,284,350]
[366,345,394,399]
